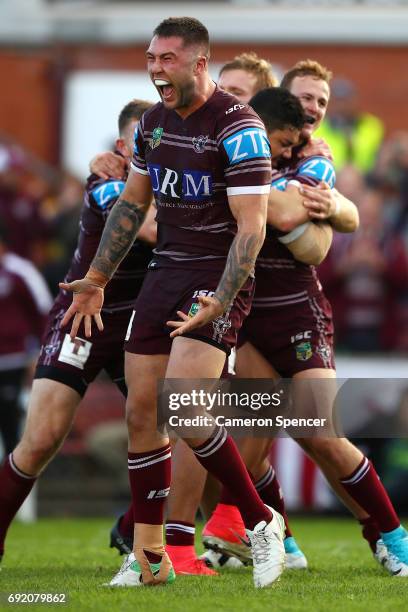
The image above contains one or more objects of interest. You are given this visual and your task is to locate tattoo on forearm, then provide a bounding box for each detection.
[91,199,146,279]
[214,231,264,311]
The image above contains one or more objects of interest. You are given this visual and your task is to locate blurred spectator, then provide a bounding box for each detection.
[0,221,52,454]
[0,143,53,267]
[372,132,408,236]
[316,77,384,174]
[319,185,408,352]
[40,173,83,295]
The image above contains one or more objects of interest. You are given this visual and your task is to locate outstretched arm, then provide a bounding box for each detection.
[60,170,152,337]
[167,193,267,337]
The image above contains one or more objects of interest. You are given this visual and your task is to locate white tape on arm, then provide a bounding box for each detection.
[278,222,311,245]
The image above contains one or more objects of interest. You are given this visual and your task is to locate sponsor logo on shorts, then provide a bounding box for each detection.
[188,303,200,317]
[150,126,163,149]
[291,330,312,344]
[57,334,92,370]
[192,135,209,154]
[295,341,313,361]
[316,343,331,362]
[43,340,61,356]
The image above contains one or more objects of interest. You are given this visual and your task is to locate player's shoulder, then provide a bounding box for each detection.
[212,88,265,132]
[138,101,165,129]
[86,173,126,211]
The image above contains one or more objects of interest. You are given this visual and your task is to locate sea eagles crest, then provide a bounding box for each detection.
[192,135,208,154]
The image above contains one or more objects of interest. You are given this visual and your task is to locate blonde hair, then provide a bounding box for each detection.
[281,59,332,90]
[219,52,278,92]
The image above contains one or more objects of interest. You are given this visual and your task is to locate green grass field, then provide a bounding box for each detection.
[1,517,408,611]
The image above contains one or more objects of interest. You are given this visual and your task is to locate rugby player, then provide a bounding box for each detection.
[204,60,408,577]
[0,99,156,564]
[60,17,287,589]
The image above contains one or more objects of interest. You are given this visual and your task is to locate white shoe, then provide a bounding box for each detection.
[105,552,176,587]
[374,539,388,569]
[246,507,285,588]
[200,549,244,569]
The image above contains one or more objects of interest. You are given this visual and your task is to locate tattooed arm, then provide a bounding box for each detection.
[60,170,153,338]
[168,193,267,337]
[213,195,267,310]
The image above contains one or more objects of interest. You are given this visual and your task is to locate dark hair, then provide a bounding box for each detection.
[153,17,210,57]
[118,99,153,135]
[281,59,332,91]
[249,87,306,133]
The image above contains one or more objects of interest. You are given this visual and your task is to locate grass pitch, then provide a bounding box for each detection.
[2,517,408,611]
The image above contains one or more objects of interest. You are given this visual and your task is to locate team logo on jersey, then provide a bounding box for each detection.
[316,343,331,362]
[150,127,163,150]
[295,341,312,361]
[188,303,200,317]
[192,135,208,154]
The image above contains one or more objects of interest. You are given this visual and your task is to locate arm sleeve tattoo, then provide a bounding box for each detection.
[214,230,264,311]
[90,198,147,280]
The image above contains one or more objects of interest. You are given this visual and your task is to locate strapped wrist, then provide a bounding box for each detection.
[85,268,109,289]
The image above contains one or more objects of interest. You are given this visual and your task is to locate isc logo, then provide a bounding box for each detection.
[147,488,170,500]
[148,164,212,201]
[225,104,245,114]
[192,289,215,298]
[291,330,312,344]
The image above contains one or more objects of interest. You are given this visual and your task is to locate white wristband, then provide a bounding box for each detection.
[278,222,310,245]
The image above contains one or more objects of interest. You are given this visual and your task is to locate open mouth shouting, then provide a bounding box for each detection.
[154,79,175,102]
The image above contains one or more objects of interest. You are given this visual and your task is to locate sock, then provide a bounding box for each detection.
[191,427,271,530]
[118,505,134,540]
[0,454,37,555]
[255,465,292,538]
[128,444,171,525]
[359,516,381,553]
[340,458,400,534]
[165,521,195,547]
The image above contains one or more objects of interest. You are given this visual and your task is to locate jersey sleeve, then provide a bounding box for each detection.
[89,179,126,211]
[216,105,272,197]
[131,116,149,175]
[295,155,336,188]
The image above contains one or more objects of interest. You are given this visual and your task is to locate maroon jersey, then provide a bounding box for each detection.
[0,252,52,369]
[253,154,336,309]
[131,87,271,270]
[60,170,153,314]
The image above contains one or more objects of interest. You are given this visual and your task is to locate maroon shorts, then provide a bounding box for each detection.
[125,267,255,356]
[238,292,335,377]
[35,300,132,396]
